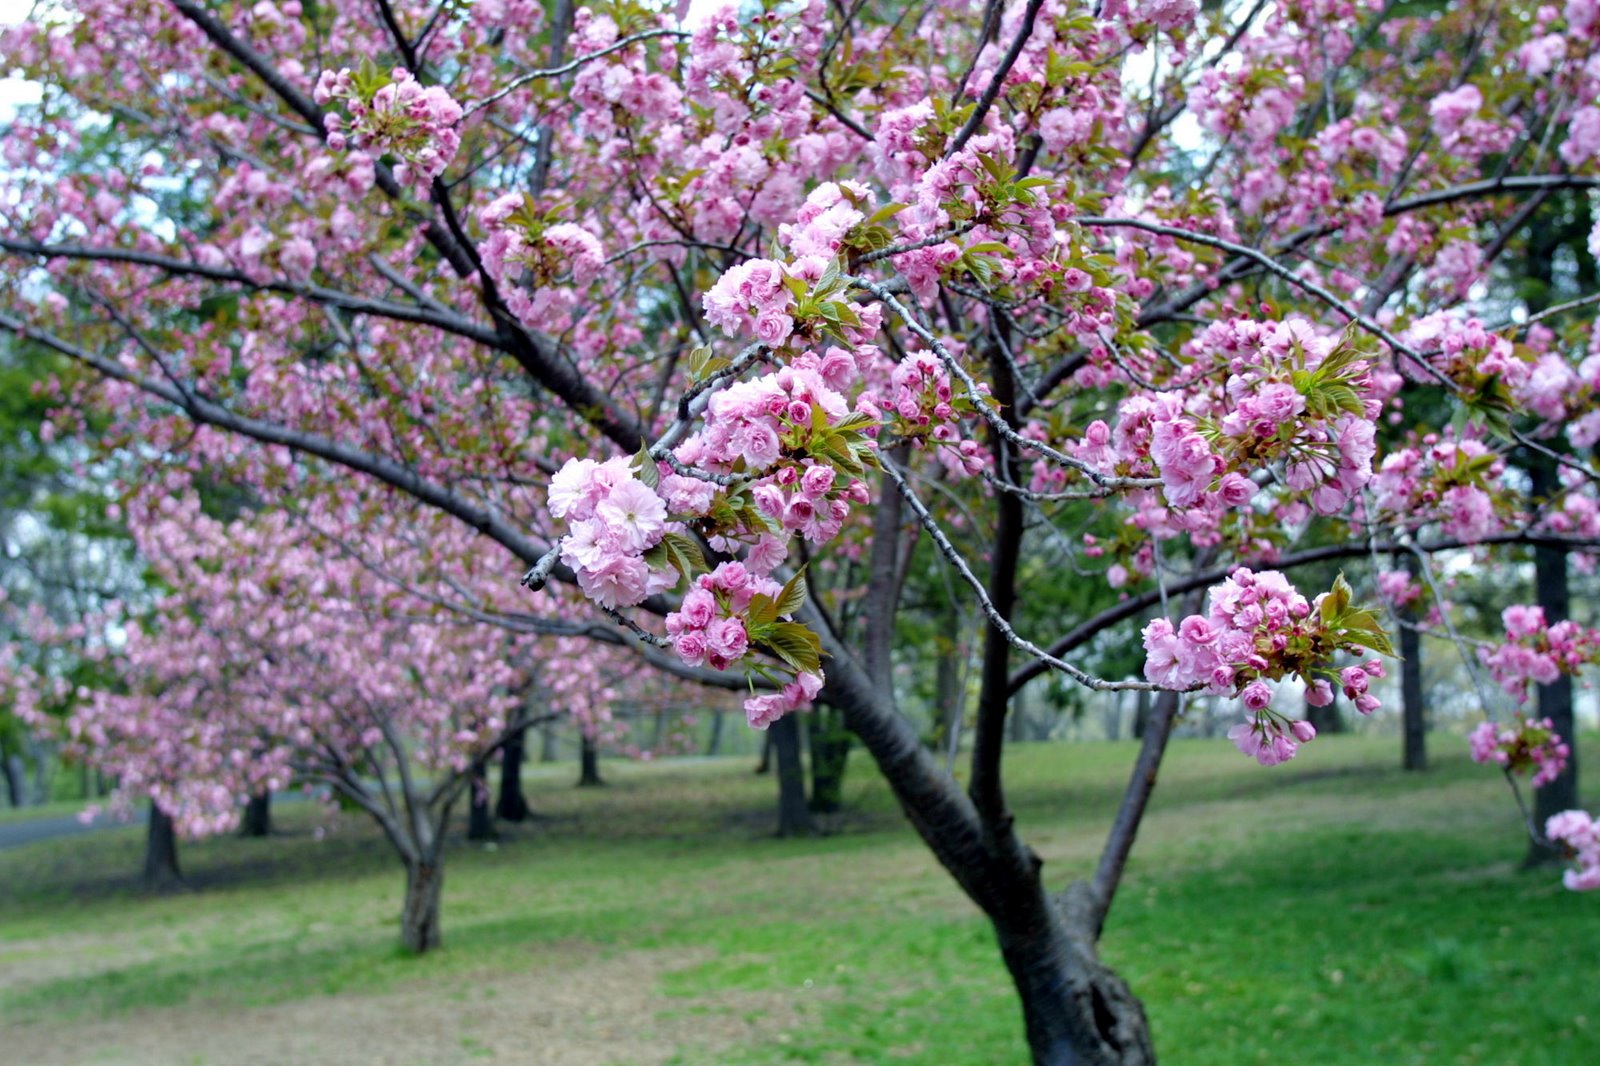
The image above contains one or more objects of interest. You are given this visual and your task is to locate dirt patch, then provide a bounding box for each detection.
[3,947,813,1065]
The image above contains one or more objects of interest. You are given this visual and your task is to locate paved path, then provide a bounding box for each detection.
[0,811,123,851]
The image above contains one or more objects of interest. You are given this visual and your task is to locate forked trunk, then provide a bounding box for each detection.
[400,859,444,954]
[997,892,1155,1066]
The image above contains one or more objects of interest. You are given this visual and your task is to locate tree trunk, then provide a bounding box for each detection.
[577,732,604,787]
[143,804,184,892]
[1399,553,1427,771]
[467,761,497,841]
[806,705,851,814]
[496,729,531,822]
[400,859,444,954]
[0,747,21,808]
[771,712,813,836]
[540,723,559,762]
[239,791,272,837]
[1530,472,1579,864]
[706,709,725,756]
[1131,689,1150,740]
[755,730,773,774]
[996,889,1156,1066]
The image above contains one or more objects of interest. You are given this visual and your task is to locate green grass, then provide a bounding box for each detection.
[2,736,1598,1064]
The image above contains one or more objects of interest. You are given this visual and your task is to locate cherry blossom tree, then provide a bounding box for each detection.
[6,0,1600,1059]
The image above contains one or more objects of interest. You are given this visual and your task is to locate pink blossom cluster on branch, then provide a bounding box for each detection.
[1469,712,1572,790]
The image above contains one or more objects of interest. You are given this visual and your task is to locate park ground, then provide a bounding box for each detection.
[2,734,1598,1065]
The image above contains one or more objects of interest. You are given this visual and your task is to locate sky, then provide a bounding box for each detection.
[0,0,43,122]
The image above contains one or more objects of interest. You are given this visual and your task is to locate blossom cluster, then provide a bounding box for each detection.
[1469,712,1571,789]
[1545,810,1600,891]
[549,456,676,609]
[1089,321,1381,520]
[314,66,463,193]
[1478,605,1600,703]
[1142,569,1391,765]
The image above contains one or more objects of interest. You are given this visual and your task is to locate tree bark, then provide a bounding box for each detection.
[0,746,21,808]
[496,728,532,822]
[239,791,272,837]
[706,709,725,756]
[540,723,559,762]
[577,732,604,787]
[400,859,444,953]
[1399,553,1427,771]
[467,761,497,841]
[771,712,813,836]
[143,804,185,892]
[1530,468,1579,864]
[999,889,1156,1066]
[806,705,851,814]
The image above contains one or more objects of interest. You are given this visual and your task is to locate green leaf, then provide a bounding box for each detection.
[659,531,706,581]
[746,593,779,628]
[632,441,660,489]
[764,622,823,673]
[775,569,808,617]
[867,202,908,225]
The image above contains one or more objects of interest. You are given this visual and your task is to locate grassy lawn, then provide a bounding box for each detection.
[1,734,1597,1064]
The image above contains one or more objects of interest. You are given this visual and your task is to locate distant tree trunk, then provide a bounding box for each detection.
[1131,689,1151,740]
[239,791,272,837]
[467,761,497,841]
[1399,553,1427,771]
[143,804,184,892]
[400,858,444,953]
[1530,464,1579,865]
[0,745,21,808]
[577,732,604,787]
[496,729,531,822]
[807,705,851,814]
[755,730,773,774]
[25,737,49,804]
[771,713,813,836]
[706,710,725,756]
[935,635,963,750]
[540,723,559,762]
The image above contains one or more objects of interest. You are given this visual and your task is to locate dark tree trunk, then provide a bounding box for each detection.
[467,762,497,841]
[806,705,851,814]
[239,791,272,837]
[1399,553,1427,771]
[577,732,604,787]
[400,859,444,953]
[706,709,725,756]
[1530,466,1579,865]
[1131,689,1150,740]
[771,712,813,836]
[496,729,531,822]
[143,804,185,892]
[755,730,773,774]
[0,747,21,808]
